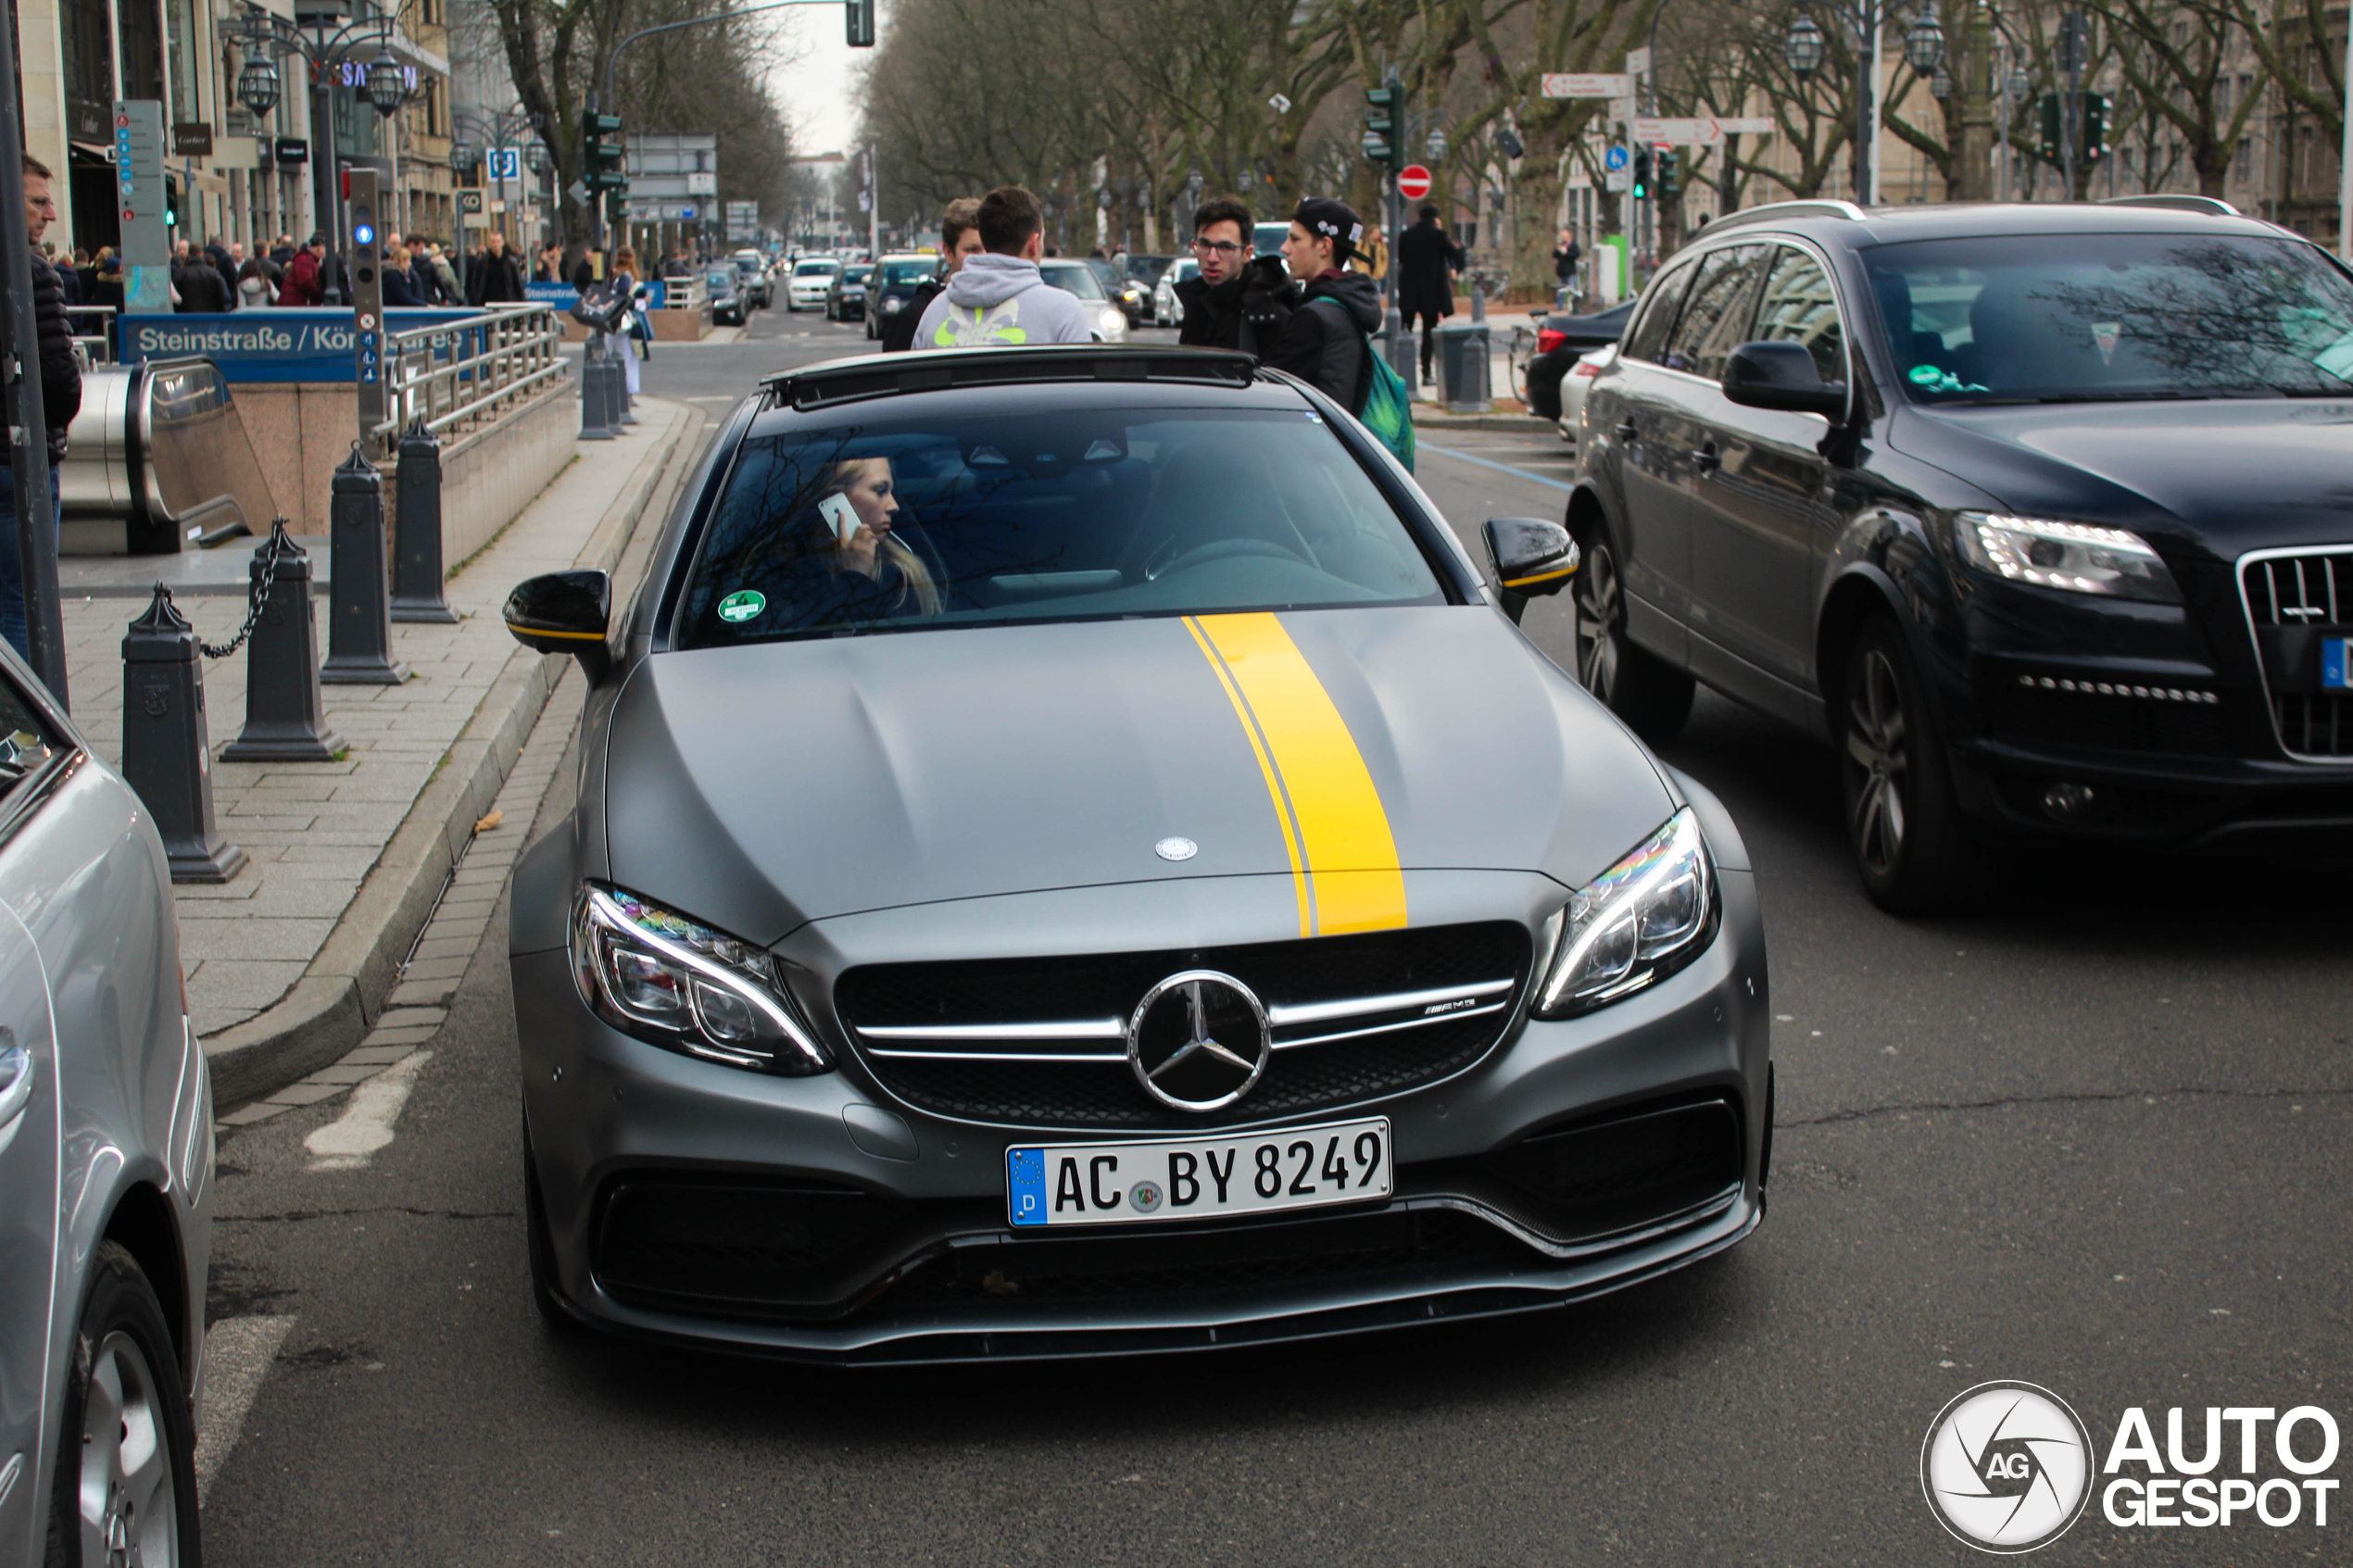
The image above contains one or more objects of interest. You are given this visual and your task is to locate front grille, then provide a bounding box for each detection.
[2240,548,2353,760]
[834,922,1531,1130]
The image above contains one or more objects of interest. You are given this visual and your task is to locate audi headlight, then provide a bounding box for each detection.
[1532,809,1717,1018]
[1957,512,2182,603]
[570,884,829,1073]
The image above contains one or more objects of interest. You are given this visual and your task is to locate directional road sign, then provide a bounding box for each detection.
[1397,164,1433,201]
[1542,73,1632,99]
[1632,116,1726,147]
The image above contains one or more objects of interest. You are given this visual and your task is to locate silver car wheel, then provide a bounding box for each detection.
[1572,542,1622,700]
[78,1329,181,1568]
[1843,647,1909,879]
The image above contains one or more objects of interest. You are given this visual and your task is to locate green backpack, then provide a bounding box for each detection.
[1305,297,1416,473]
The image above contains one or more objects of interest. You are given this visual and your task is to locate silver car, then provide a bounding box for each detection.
[501,345,1769,1363]
[0,647,209,1557]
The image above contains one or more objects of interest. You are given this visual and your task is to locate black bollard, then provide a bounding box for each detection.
[321,444,411,685]
[390,418,459,624]
[121,585,247,884]
[578,342,618,441]
[222,520,345,761]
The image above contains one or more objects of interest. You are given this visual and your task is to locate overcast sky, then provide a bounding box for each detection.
[766,6,873,161]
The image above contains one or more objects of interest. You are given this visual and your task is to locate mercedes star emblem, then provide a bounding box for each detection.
[1154,836,1199,861]
[1126,969,1271,1111]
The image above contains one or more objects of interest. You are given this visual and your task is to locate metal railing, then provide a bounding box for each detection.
[70,303,119,369]
[371,301,568,451]
[654,276,707,314]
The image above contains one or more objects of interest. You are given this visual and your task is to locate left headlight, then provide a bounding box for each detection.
[1098,306,1128,340]
[570,884,830,1074]
[1531,809,1717,1019]
[1957,512,2182,604]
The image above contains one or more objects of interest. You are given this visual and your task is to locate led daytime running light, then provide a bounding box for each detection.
[1534,809,1717,1018]
[1959,513,2181,603]
[574,885,827,1073]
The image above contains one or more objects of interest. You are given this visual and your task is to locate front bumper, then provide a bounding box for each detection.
[512,867,1770,1362]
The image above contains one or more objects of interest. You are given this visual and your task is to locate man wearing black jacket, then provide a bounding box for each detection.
[1250,197,1381,414]
[3,158,82,660]
[469,231,527,305]
[1395,204,1466,384]
[1173,195,1258,353]
[174,249,233,313]
[880,196,981,352]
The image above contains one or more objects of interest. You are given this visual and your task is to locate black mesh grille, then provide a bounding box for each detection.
[2241,551,2353,760]
[834,922,1530,1130]
[2272,694,2353,759]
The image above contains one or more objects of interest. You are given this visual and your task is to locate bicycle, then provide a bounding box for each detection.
[1504,321,1541,405]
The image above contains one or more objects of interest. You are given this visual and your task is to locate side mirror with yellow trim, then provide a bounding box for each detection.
[505,570,611,676]
[1483,518,1579,625]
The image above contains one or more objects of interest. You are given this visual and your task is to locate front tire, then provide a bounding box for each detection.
[49,1243,201,1567]
[1571,525,1694,741]
[1838,613,1978,912]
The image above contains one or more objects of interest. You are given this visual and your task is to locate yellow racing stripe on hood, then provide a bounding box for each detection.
[1186,613,1408,935]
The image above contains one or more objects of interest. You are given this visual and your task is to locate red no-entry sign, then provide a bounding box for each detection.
[1397,165,1433,201]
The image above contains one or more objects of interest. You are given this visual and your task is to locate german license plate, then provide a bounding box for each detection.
[2324,636,2349,689]
[1006,1117,1392,1228]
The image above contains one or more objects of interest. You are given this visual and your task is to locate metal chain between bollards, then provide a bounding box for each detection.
[196,516,298,659]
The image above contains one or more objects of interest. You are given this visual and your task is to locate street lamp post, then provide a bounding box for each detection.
[1786,1,1943,205]
[228,11,409,281]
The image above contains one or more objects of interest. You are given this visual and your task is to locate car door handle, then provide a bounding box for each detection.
[1614,420,1639,443]
[1692,443,1720,472]
[0,1037,31,1135]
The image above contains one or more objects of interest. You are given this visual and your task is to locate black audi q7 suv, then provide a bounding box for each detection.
[1570,198,2353,910]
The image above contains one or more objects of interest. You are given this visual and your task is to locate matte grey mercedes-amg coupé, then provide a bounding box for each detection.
[504,345,1771,1361]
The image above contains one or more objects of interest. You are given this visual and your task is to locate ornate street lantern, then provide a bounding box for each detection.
[1786,16,1827,78]
[235,56,283,118]
[525,138,552,175]
[1904,12,1947,76]
[450,138,478,174]
[366,52,407,119]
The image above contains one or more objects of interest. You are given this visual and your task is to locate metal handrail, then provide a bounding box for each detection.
[69,302,119,368]
[654,277,708,310]
[371,301,566,448]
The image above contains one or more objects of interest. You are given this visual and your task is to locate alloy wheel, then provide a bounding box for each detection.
[1573,542,1622,701]
[1844,647,1909,879]
[77,1330,181,1568]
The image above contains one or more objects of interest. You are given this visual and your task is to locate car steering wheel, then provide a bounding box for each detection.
[1148,536,1312,581]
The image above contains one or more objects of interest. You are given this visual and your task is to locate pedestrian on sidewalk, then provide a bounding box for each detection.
[281,234,328,306]
[174,246,233,313]
[606,248,644,414]
[1396,204,1466,386]
[470,232,527,306]
[2,157,81,661]
[406,235,446,304]
[236,257,277,308]
[881,196,980,353]
[1258,197,1382,414]
[912,186,1092,349]
[1174,194,1259,353]
[380,232,422,307]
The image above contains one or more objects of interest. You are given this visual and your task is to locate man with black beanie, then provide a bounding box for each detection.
[1249,197,1383,413]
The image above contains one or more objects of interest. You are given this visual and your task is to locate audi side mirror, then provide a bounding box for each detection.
[504,570,611,677]
[1721,340,1848,420]
[1483,517,1579,626]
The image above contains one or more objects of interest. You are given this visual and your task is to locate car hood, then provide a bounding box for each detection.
[1894,400,2353,558]
[602,608,1677,946]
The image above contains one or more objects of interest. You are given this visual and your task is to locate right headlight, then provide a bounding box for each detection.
[1531,809,1717,1019]
[571,884,830,1074]
[1956,512,2182,603]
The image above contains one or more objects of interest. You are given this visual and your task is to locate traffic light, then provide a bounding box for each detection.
[2037,92,2109,167]
[1363,82,1400,170]
[1656,149,1680,200]
[1631,145,1653,200]
[583,113,626,194]
[846,0,875,46]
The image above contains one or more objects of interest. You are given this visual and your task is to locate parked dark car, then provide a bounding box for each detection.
[1571,197,2353,910]
[826,262,875,323]
[705,266,747,326]
[1525,299,1635,420]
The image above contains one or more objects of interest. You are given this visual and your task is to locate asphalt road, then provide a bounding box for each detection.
[195,303,2353,1565]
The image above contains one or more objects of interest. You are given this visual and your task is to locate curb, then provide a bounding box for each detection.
[1411,411,1560,433]
[203,405,698,1108]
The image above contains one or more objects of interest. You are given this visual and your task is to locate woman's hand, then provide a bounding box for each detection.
[842,521,881,577]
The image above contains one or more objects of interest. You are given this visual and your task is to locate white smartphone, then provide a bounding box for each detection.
[817,493,860,545]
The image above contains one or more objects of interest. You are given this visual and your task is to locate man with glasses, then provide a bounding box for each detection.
[2,158,80,661]
[1175,195,1261,352]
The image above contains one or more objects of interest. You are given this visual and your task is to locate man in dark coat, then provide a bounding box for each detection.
[174,250,233,313]
[881,196,980,352]
[1395,203,1466,384]
[1252,197,1382,414]
[1173,195,1261,355]
[3,158,82,661]
[469,232,527,305]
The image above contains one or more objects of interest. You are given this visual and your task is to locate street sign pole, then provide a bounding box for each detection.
[0,18,68,704]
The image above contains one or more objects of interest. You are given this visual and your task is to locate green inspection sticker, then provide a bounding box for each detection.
[1908,364,1943,385]
[716,590,766,623]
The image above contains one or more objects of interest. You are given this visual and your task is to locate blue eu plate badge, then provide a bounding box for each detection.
[1007,1148,1048,1226]
[2325,636,2349,690]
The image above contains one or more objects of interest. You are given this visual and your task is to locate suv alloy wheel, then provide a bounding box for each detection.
[1571,529,1695,741]
[1839,614,1979,912]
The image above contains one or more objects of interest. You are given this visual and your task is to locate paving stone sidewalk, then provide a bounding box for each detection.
[58,396,694,1060]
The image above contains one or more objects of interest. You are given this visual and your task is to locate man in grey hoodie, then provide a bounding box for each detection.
[913,185,1092,349]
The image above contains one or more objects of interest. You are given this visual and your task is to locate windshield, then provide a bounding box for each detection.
[1127,255,1173,281]
[1866,233,2353,402]
[1039,262,1106,299]
[704,270,735,290]
[881,259,932,285]
[1254,223,1289,257]
[794,260,838,277]
[674,408,1445,646]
